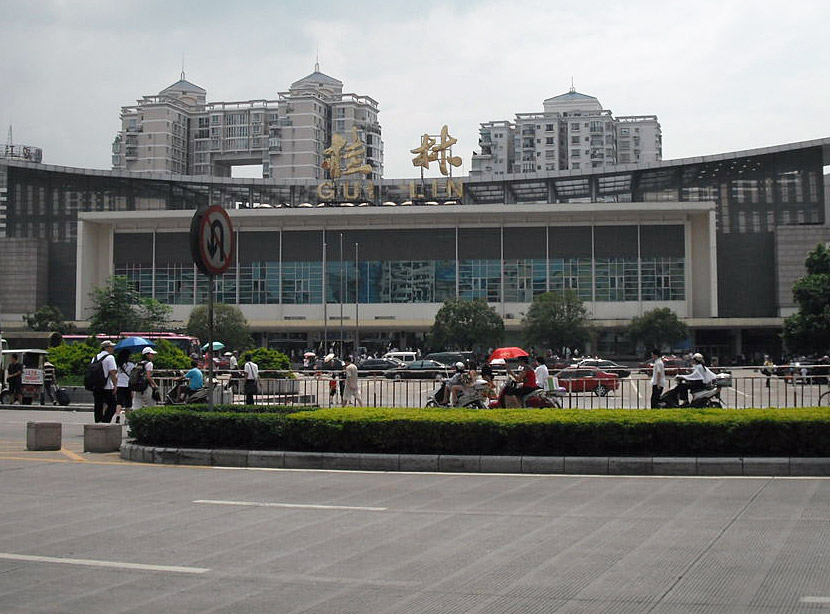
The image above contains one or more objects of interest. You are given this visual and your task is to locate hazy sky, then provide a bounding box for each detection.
[2,0,829,179]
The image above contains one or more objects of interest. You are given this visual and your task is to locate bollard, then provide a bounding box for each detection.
[27,422,62,451]
[83,424,123,453]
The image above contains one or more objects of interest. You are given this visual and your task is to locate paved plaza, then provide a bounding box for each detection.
[1,409,830,613]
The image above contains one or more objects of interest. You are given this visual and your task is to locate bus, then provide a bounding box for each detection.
[62,332,201,356]
[118,332,201,356]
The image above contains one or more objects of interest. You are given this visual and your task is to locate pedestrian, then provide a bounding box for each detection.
[114,348,135,422]
[341,356,363,407]
[328,373,340,406]
[93,340,118,422]
[762,355,774,388]
[243,355,259,405]
[132,347,159,409]
[42,360,58,405]
[650,348,666,409]
[534,355,550,391]
[229,350,238,370]
[6,353,23,405]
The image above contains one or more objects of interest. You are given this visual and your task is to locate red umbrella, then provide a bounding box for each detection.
[489,347,529,361]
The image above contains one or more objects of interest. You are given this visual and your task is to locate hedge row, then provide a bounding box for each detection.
[126,406,830,457]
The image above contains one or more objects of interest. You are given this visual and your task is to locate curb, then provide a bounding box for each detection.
[120,443,830,477]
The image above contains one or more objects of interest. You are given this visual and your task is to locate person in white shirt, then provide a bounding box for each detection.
[93,340,119,422]
[534,356,550,391]
[243,357,259,404]
[114,348,135,423]
[132,347,159,409]
[229,351,238,370]
[650,349,667,408]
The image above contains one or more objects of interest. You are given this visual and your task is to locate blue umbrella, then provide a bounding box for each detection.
[114,336,156,351]
[202,341,225,351]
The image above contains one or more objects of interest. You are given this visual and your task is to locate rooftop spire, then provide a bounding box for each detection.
[570,77,575,93]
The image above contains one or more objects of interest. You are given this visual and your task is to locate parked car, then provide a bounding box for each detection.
[424,351,474,367]
[777,358,830,385]
[574,358,631,378]
[383,359,451,380]
[554,366,620,396]
[639,355,690,376]
[357,357,403,376]
[314,358,344,371]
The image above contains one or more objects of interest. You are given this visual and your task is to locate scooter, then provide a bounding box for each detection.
[489,383,563,408]
[658,374,730,408]
[425,380,492,409]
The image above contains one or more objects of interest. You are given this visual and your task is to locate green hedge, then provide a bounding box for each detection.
[127,406,830,457]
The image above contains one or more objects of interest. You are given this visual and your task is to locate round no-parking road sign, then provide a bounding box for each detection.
[190,205,235,276]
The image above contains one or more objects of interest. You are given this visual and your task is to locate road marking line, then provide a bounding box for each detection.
[800,596,830,604]
[0,552,209,574]
[194,499,388,512]
[60,448,86,462]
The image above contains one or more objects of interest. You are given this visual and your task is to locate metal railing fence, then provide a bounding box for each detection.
[153,367,830,410]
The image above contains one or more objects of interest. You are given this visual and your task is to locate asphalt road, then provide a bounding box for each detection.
[2,409,830,613]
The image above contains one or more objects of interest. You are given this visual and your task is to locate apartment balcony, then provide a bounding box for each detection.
[269,138,282,151]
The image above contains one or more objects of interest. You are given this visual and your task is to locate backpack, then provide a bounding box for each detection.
[129,361,149,392]
[84,355,107,392]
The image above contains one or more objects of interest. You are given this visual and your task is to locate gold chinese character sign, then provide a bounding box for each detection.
[322,126,372,180]
[411,125,462,176]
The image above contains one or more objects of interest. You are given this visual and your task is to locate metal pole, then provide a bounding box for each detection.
[322,240,327,353]
[208,274,215,410]
[354,242,359,360]
[339,233,344,358]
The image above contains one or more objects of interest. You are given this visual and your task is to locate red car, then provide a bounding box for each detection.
[639,356,691,376]
[554,367,620,396]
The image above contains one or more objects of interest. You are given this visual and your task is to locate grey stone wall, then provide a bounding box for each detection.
[775,226,830,314]
[0,238,49,316]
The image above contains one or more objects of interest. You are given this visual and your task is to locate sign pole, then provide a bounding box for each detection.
[208,275,215,411]
[190,204,234,410]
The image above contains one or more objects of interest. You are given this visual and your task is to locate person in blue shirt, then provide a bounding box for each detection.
[183,360,204,399]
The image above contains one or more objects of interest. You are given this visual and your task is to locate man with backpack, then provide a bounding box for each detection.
[131,347,159,409]
[91,340,118,422]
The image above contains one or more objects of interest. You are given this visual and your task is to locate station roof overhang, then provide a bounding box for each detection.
[79,201,716,233]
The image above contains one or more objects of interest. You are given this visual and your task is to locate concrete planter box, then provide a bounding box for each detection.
[27,422,62,451]
[83,424,122,453]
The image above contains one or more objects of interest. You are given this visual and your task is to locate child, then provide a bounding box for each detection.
[329,374,339,406]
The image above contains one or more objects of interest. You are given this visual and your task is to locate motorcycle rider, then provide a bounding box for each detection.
[503,355,539,408]
[444,362,469,406]
[675,352,716,406]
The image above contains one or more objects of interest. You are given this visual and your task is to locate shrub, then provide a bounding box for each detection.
[240,347,292,376]
[126,405,830,457]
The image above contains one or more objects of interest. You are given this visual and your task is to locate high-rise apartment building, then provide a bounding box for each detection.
[112,65,383,181]
[471,87,661,178]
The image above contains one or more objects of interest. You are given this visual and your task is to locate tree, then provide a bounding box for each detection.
[137,298,172,333]
[783,243,830,355]
[186,303,253,352]
[427,298,504,352]
[24,305,74,333]
[627,307,689,354]
[522,291,593,352]
[89,276,143,334]
[88,276,174,335]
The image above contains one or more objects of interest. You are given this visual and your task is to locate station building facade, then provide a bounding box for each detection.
[2,137,829,361]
